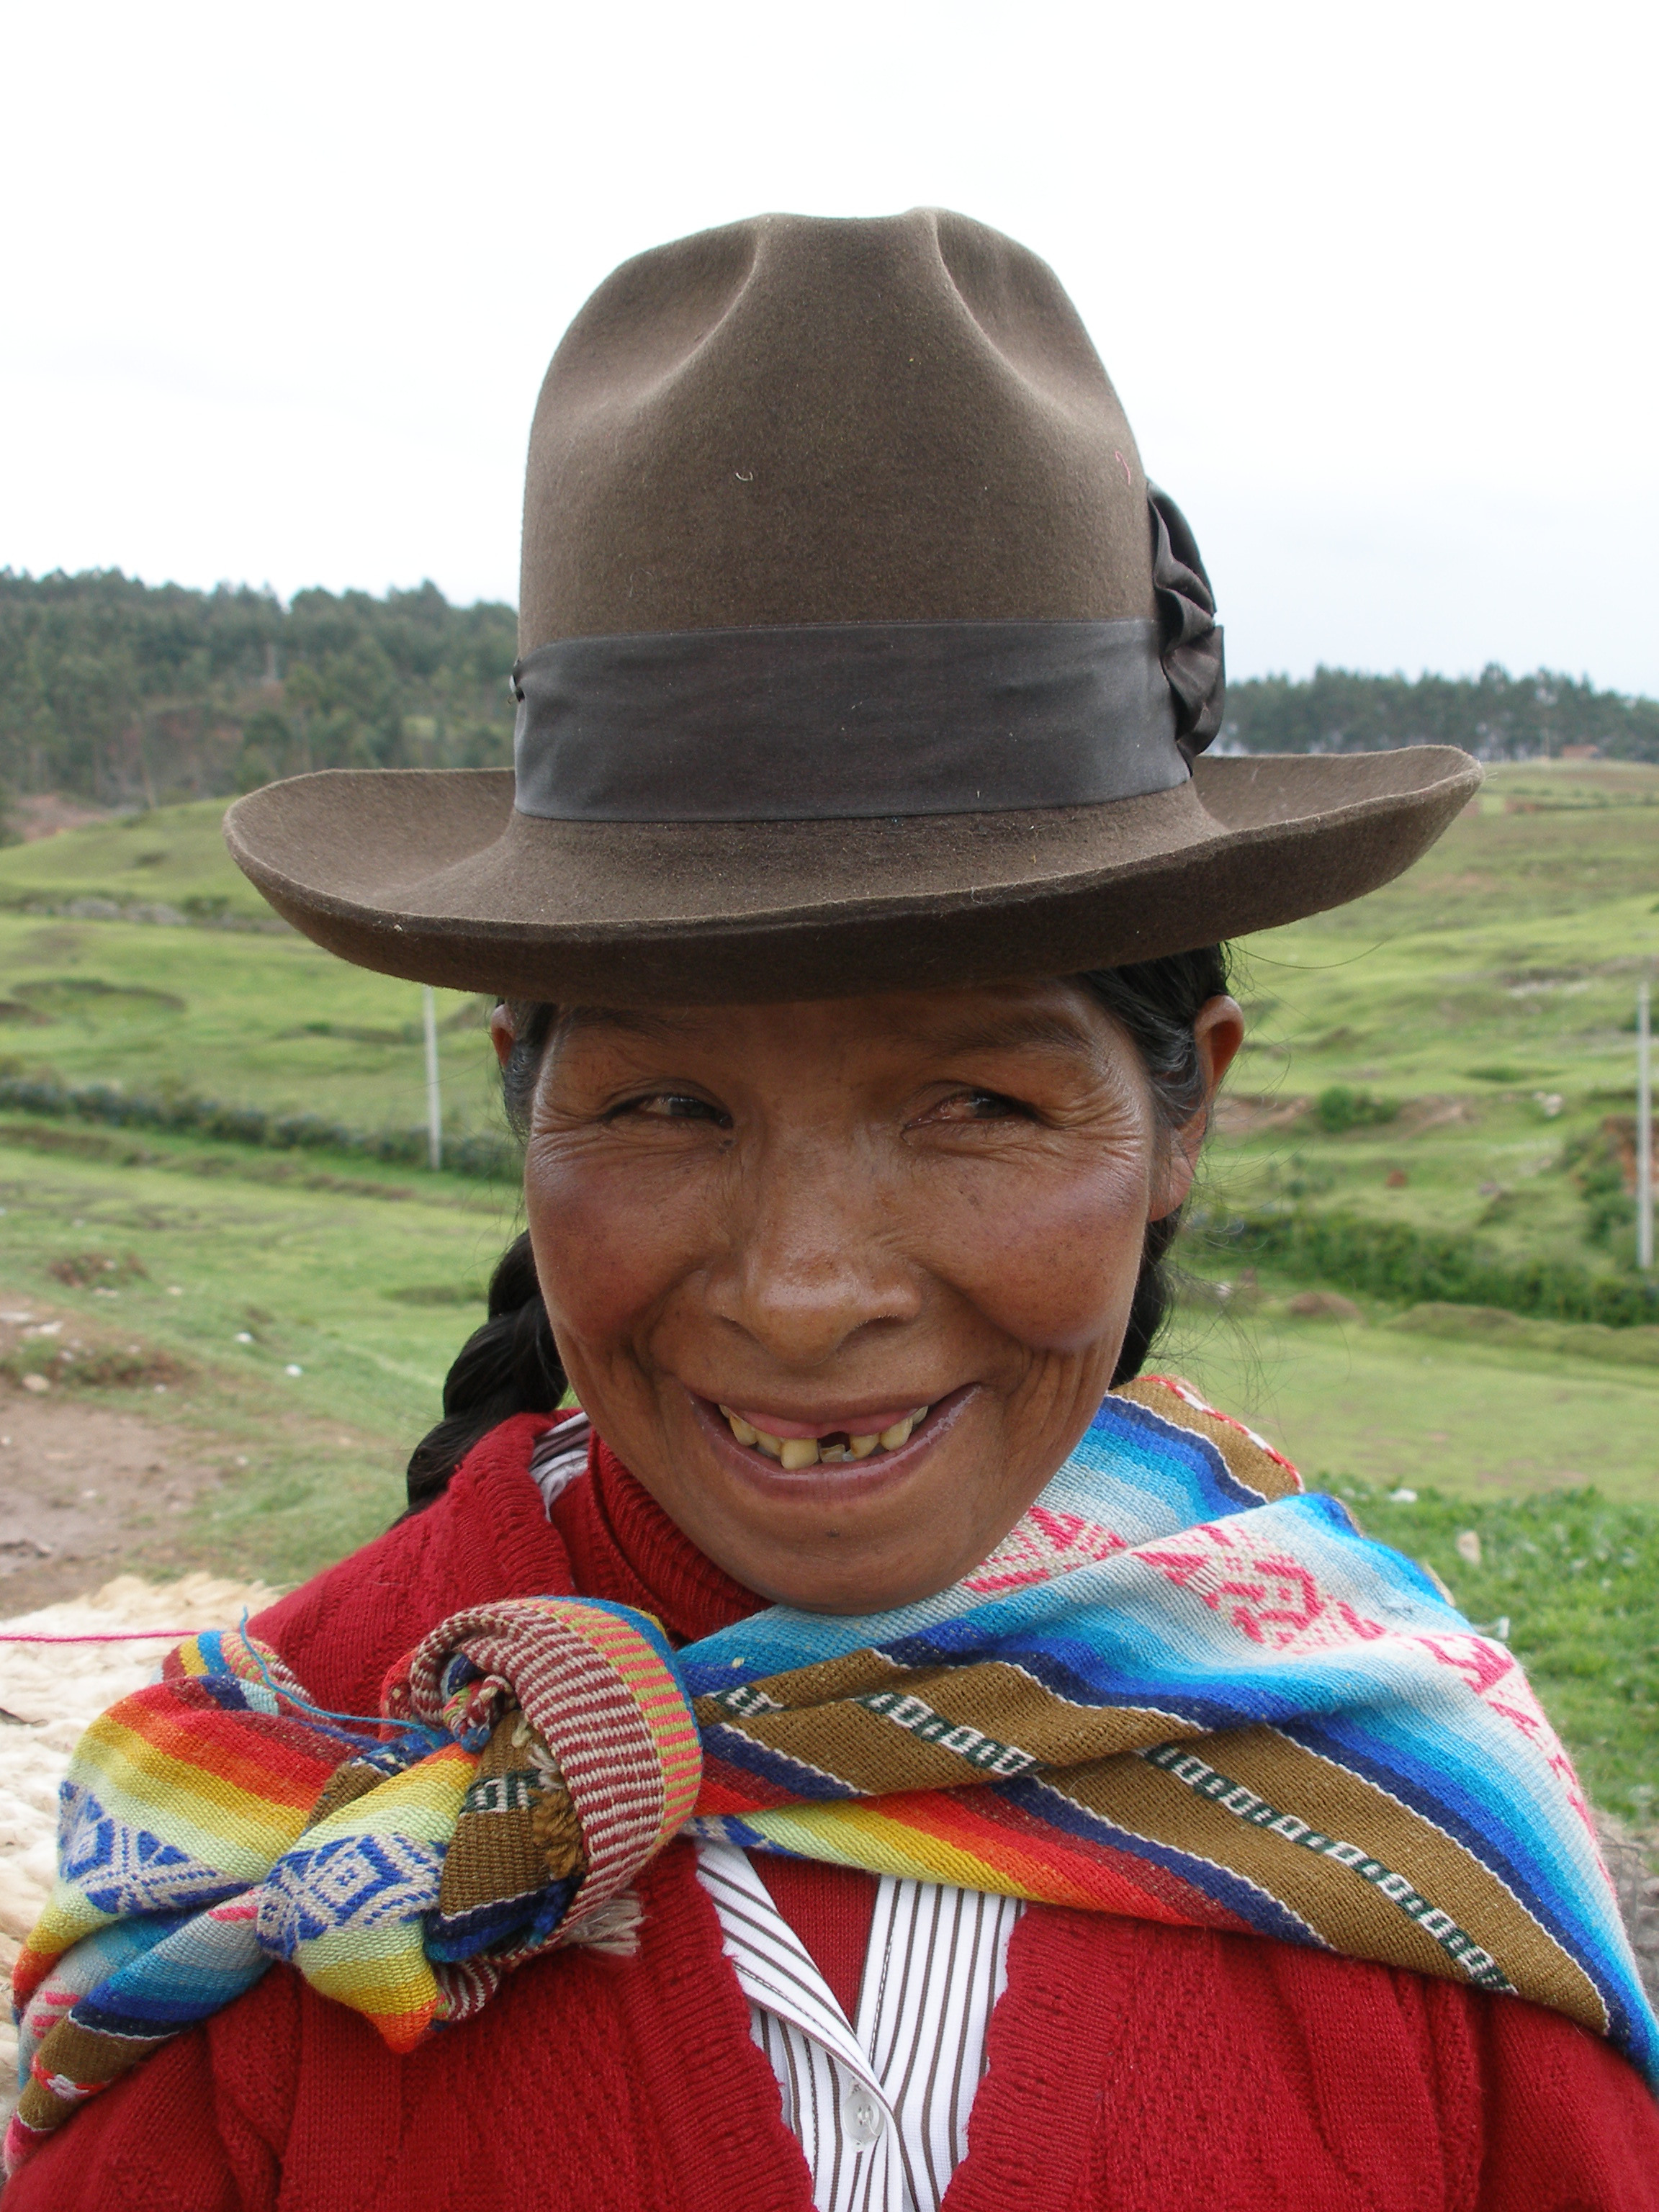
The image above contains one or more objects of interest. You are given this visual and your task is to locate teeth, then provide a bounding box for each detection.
[720,1403,932,1460]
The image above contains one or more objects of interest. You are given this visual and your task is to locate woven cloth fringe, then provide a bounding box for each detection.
[8,1378,1655,2172]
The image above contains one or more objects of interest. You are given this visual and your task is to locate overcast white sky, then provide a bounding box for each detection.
[3,0,1655,690]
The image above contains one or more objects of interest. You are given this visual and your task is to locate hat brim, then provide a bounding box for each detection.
[224,748,1480,1004]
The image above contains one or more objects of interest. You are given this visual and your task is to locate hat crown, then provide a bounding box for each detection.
[519,208,1154,653]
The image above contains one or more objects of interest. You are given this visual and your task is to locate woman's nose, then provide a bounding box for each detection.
[705,1141,922,1367]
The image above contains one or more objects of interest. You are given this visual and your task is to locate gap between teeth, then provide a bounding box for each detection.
[718,1405,930,1467]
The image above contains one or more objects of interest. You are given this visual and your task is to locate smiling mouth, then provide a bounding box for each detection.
[716,1402,932,1470]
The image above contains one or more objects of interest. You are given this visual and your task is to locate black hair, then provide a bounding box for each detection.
[403,947,1230,1512]
[1080,946,1232,1382]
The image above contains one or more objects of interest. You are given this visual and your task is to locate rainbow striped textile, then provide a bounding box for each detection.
[9,1377,1655,2172]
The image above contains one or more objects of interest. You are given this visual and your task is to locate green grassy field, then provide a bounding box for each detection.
[0,808,501,1143]
[1207,757,1658,1269]
[0,799,274,921]
[1162,1300,1659,1501]
[0,1138,517,1583]
[0,766,1655,1815]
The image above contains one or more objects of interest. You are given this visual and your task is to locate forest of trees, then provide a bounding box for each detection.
[1,567,1655,818]
[0,569,518,811]
[1220,662,1659,760]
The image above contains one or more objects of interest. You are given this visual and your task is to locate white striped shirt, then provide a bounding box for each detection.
[697,1840,1022,2212]
[530,1412,593,1514]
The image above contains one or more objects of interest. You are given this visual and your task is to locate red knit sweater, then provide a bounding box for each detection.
[10,1413,1658,2212]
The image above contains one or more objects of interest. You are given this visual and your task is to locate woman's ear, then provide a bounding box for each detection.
[1149,994,1246,1221]
[489,1002,517,1070]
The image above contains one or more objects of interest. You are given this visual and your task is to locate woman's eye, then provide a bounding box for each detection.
[610,1091,729,1125]
[927,1088,1028,1123]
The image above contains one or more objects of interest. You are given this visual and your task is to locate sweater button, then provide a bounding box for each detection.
[843,2084,885,2148]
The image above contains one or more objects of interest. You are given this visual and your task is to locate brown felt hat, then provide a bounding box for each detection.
[225,208,1478,1003]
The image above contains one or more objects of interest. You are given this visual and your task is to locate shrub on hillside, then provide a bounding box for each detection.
[1207,1205,1659,1328]
[0,1074,516,1182]
[1313,1085,1399,1135]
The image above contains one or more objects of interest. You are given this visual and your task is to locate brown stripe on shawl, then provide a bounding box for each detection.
[703,1661,1200,1791]
[1049,1725,1607,2030]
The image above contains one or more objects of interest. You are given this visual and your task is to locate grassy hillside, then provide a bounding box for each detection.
[0,916,500,1146]
[0,804,503,1143]
[1228,757,1656,1085]
[1,760,1653,1259]
[1197,757,1658,1281]
[4,757,1653,1172]
[0,798,271,921]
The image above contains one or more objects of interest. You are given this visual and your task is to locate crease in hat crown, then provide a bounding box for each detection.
[222,204,1482,1005]
[518,207,1156,648]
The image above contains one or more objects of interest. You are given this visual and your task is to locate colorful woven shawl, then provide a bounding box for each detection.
[9,1377,1655,2172]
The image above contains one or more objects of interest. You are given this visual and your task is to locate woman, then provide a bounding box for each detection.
[9,210,1658,2210]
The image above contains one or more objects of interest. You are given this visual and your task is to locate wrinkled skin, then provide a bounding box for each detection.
[493,981,1242,1615]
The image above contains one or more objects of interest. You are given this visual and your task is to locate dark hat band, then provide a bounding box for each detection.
[512,615,1198,824]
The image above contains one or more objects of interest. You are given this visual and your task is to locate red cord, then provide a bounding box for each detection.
[0,1628,200,1643]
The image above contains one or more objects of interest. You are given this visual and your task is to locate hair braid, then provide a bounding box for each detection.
[402,1228,567,1513]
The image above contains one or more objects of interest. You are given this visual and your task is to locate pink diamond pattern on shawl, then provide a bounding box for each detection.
[1135,1521,1593,1825]
[1136,1525,1357,1649]
[1403,1629,1593,1828]
[963,1506,1128,1595]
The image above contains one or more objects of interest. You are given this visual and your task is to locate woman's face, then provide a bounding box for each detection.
[499,979,1241,1615]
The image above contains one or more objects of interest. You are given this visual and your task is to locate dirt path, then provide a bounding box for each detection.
[0,1287,415,1601]
[0,1360,233,1613]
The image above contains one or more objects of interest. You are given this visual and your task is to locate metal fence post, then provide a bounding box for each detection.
[1638,972,1653,1272]
[422,986,442,1172]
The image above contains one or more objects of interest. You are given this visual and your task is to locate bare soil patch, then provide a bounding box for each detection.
[0,1303,230,1608]
[1393,1096,1483,1136]
[1598,1814,1659,2008]
[6,793,114,842]
[1284,1290,1365,1323]
[1211,1092,1310,1138]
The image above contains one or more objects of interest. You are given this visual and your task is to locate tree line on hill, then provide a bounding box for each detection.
[0,569,518,814]
[1,568,1655,817]
[1220,664,1659,761]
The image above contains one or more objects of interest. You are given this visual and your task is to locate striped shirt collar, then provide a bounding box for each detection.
[697,1841,1021,2212]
